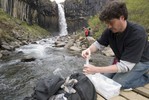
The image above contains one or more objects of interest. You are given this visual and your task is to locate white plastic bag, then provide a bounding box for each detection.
[86,73,121,99]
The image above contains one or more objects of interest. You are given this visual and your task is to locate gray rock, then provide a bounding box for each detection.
[64,39,75,48]
[69,46,81,52]
[54,41,66,47]
[1,50,11,56]
[21,56,36,62]
[0,53,2,58]
[102,47,115,57]
[1,45,12,51]
[10,41,21,48]
[86,36,95,43]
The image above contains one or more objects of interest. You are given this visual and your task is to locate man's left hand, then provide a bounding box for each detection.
[83,64,97,74]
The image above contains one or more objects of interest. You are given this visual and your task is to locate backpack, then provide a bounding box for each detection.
[24,73,97,100]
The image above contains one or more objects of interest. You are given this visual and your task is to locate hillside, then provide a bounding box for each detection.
[88,0,149,39]
[0,8,50,47]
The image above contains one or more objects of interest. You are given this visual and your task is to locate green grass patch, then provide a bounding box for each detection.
[88,15,106,39]
[21,22,50,38]
[0,8,50,41]
[0,9,11,20]
[126,0,149,30]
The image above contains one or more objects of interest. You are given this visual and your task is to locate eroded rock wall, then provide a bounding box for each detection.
[0,0,59,31]
[64,0,107,32]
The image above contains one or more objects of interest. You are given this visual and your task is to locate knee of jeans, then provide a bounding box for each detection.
[113,78,129,89]
[133,62,149,71]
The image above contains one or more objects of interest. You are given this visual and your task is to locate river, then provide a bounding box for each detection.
[0,36,113,100]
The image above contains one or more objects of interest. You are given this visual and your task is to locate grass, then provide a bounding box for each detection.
[0,8,50,42]
[126,0,149,30]
[22,22,50,39]
[88,15,106,39]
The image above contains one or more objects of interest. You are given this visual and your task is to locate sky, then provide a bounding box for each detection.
[50,0,65,3]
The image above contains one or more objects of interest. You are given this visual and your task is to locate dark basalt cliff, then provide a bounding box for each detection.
[0,0,58,31]
[64,0,107,32]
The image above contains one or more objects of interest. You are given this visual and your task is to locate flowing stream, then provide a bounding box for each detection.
[0,36,113,100]
[0,37,84,100]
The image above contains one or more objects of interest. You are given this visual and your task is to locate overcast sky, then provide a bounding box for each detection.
[50,0,65,3]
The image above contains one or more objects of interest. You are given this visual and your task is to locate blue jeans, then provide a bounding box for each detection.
[103,61,149,89]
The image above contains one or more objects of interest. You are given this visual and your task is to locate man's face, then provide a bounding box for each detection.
[105,16,125,33]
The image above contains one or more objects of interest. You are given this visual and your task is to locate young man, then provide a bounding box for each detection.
[82,1,149,90]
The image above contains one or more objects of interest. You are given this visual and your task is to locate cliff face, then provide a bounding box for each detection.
[0,0,59,31]
[0,0,107,33]
[64,0,107,32]
[65,0,106,17]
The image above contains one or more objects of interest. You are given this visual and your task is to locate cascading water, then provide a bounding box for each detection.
[55,0,68,36]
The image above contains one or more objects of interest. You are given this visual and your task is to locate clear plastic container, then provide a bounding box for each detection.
[87,73,122,99]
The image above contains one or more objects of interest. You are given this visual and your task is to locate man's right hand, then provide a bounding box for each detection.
[81,48,91,59]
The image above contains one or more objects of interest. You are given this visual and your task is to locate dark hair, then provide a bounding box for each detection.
[99,1,128,22]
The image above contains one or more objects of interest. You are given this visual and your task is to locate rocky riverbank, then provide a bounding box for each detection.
[0,8,50,59]
[53,34,114,57]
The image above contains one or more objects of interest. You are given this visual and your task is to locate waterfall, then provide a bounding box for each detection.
[55,1,68,36]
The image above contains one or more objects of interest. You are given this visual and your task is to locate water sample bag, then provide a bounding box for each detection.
[87,73,121,99]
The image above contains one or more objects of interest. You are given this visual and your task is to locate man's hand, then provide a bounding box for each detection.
[83,64,97,74]
[81,49,91,59]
